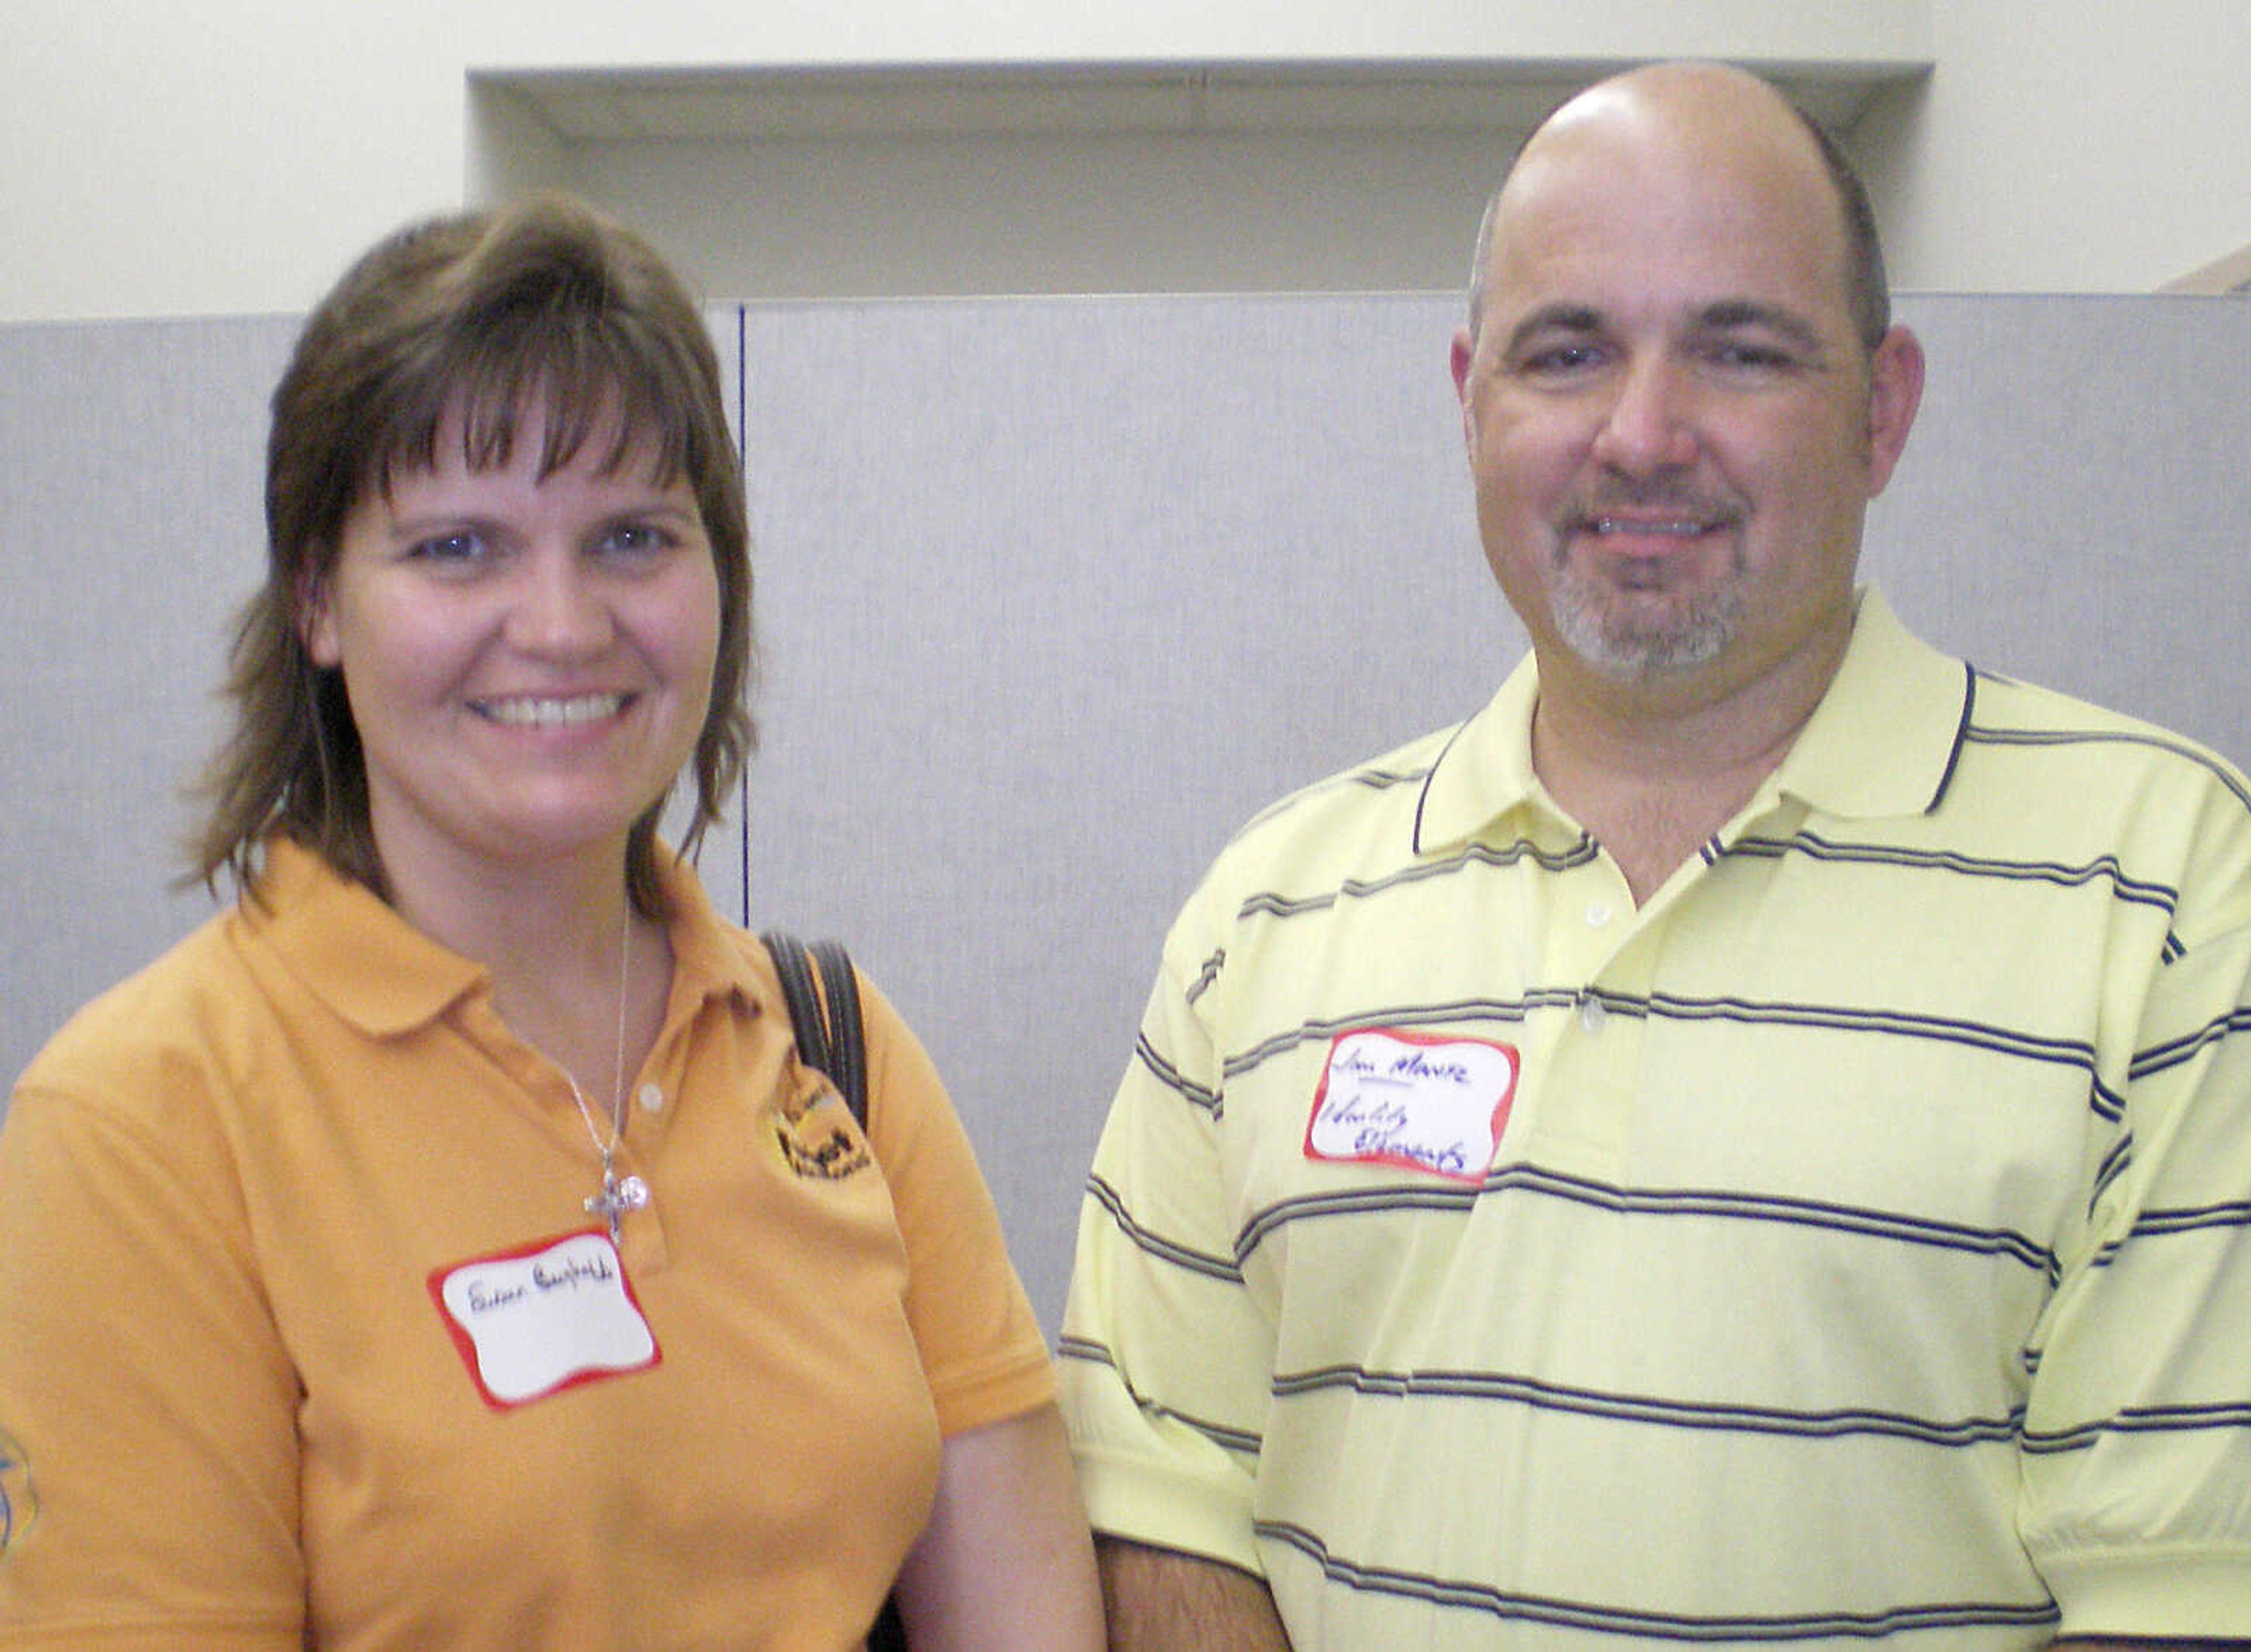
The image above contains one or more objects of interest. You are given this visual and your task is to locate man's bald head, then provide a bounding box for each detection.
[1466,63,1890,354]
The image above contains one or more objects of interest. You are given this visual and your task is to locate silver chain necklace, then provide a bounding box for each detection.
[565,912,647,1243]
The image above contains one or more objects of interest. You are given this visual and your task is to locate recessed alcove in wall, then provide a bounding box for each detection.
[466,62,1914,301]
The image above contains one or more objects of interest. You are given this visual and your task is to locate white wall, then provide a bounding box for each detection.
[1856,2,2251,294]
[5,1,2246,320]
[0,6,471,321]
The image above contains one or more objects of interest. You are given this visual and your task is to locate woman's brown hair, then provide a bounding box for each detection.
[189,194,754,919]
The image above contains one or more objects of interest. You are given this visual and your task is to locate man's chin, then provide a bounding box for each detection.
[1550,588,1741,681]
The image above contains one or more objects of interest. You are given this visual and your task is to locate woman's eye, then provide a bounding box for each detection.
[409,531,484,563]
[599,523,674,558]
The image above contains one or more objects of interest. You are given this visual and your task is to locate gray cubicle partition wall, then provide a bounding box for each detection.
[1,315,295,1093]
[4,292,2249,1329]
[736,293,1508,1335]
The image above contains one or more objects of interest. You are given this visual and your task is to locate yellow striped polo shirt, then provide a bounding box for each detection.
[1060,587,2251,1646]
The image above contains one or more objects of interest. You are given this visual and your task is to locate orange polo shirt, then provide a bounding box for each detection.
[0,840,1053,1648]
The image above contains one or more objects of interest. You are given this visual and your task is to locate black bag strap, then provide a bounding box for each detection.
[761,931,869,1129]
[760,930,906,1652]
[811,938,867,1129]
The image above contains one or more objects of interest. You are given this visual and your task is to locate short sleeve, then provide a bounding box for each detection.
[1058,892,1276,1575]
[0,1025,305,1644]
[856,974,1056,1439]
[2018,877,2251,1635]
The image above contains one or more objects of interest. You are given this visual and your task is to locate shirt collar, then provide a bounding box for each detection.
[658,855,765,1016]
[1769,585,1972,820]
[1412,584,1972,855]
[1412,650,1545,856]
[246,837,760,1039]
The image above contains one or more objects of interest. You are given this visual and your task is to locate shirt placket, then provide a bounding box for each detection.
[1512,848,1667,1181]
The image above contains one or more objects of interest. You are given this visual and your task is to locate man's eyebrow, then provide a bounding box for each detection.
[1695,300,1826,354]
[1501,303,1604,356]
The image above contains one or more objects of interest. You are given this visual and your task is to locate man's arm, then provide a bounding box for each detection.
[1098,1536,1292,1651]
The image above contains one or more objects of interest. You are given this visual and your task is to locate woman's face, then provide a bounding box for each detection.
[303,405,721,896]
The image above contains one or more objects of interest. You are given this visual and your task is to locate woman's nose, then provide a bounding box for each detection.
[506,550,615,657]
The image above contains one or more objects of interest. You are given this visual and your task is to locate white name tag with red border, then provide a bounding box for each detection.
[430,1230,661,1409]
[1304,1028,1519,1183]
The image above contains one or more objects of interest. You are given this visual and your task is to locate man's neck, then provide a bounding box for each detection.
[1528,628,1848,905]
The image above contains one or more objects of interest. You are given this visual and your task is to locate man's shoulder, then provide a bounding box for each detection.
[1837,596,2251,845]
[1960,665,2251,814]
[1941,667,2251,937]
[1239,724,1463,835]
[1179,722,1469,915]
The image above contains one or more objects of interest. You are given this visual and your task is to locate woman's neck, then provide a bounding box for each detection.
[379,838,672,1103]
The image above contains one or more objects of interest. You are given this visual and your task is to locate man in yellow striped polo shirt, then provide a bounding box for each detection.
[1060,60,2251,1650]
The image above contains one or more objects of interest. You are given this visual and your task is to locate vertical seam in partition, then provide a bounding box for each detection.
[735,305,753,929]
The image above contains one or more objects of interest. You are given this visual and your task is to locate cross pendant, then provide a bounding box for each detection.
[586,1170,651,1243]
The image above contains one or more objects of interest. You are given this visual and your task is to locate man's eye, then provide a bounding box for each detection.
[1704,341,1800,372]
[1518,342,1604,375]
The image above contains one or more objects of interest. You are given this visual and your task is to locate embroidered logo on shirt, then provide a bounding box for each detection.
[1304,1027,1519,1183]
[773,1083,873,1181]
[0,1424,37,1560]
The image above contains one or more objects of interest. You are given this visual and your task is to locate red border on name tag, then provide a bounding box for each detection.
[429,1227,664,1410]
[1303,1026,1520,1184]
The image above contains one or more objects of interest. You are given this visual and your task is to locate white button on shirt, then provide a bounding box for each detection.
[637,1083,665,1113]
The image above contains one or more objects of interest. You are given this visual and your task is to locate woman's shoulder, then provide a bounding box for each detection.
[14,900,267,1113]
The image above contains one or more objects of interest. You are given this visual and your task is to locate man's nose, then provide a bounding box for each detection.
[1591,356,1699,473]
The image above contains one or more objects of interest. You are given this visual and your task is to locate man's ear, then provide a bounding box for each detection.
[1863,325,1926,499]
[1449,324,1480,450]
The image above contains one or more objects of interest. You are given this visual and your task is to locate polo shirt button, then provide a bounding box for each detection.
[637,1083,666,1113]
[1584,901,1613,927]
[1579,995,1607,1032]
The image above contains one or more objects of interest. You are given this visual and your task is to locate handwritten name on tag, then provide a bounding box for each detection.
[1304,1028,1519,1183]
[431,1230,661,1409]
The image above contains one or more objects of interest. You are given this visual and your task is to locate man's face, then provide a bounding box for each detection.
[1451,82,1920,710]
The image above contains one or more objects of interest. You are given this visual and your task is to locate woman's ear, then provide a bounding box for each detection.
[298,567,340,668]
